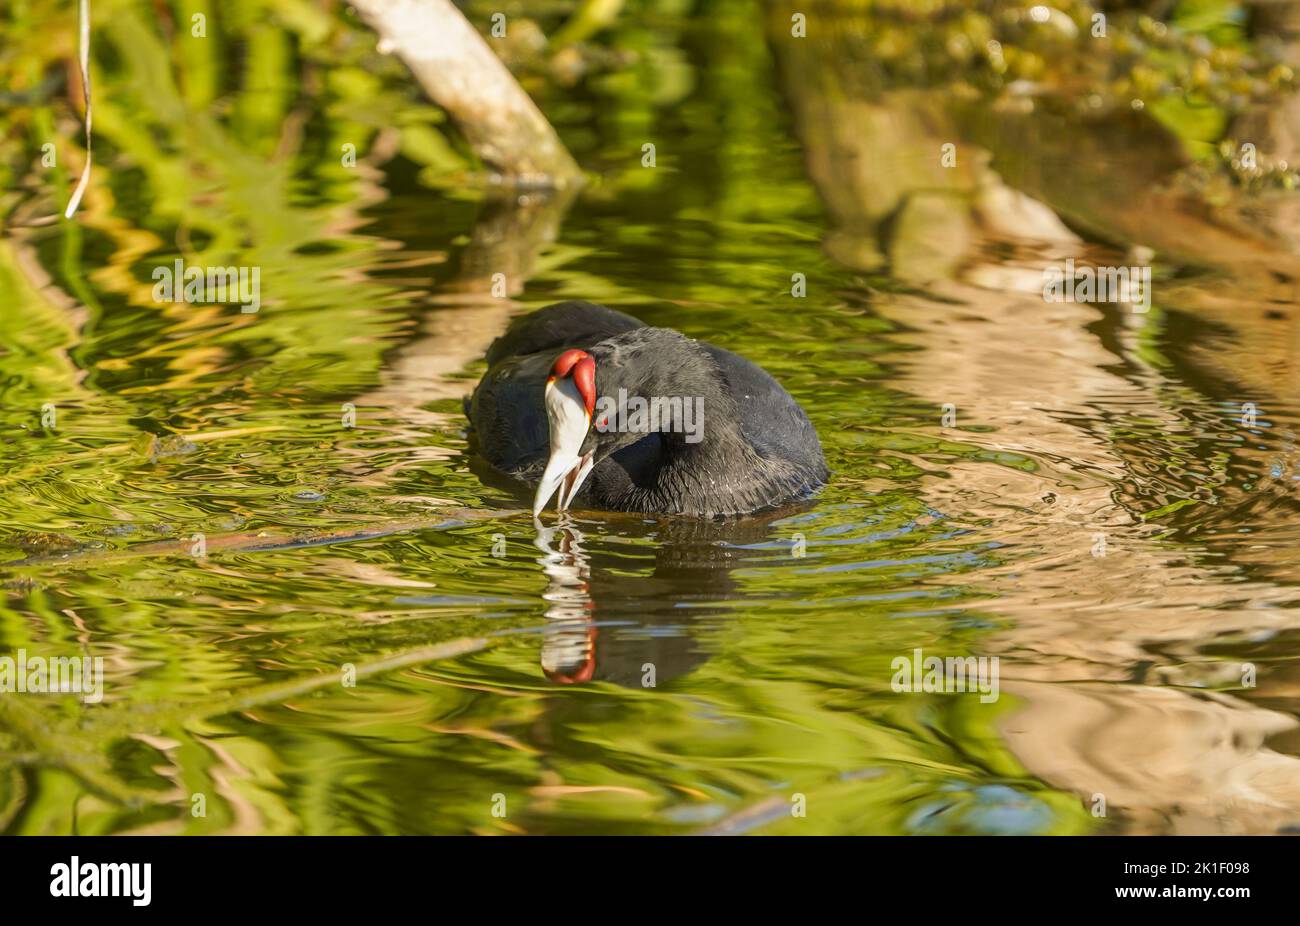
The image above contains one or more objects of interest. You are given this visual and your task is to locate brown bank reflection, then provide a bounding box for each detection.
[352,185,579,428]
[769,3,1300,832]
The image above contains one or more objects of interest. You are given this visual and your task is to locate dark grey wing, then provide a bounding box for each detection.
[699,342,828,482]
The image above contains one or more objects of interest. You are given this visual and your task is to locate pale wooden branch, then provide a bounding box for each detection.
[351,0,582,187]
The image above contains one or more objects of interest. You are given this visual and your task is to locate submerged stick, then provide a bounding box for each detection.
[350,0,581,186]
[4,507,528,571]
[202,635,496,718]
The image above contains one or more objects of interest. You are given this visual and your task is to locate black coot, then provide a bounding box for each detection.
[467,301,828,517]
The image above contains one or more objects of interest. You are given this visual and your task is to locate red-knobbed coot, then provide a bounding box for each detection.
[467,301,828,517]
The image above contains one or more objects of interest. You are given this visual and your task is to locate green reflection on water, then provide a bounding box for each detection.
[2,0,1294,835]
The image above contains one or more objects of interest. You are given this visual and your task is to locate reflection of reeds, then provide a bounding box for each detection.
[0,633,495,811]
[3,0,457,397]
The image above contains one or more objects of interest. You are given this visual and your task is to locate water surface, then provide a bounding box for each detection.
[2,0,1299,835]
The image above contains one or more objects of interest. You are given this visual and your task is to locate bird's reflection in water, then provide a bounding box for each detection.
[531,512,802,687]
[533,519,597,684]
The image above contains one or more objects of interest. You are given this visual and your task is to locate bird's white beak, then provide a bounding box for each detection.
[533,376,595,516]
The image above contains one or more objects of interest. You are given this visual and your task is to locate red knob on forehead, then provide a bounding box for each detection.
[550,349,596,417]
[551,348,589,378]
